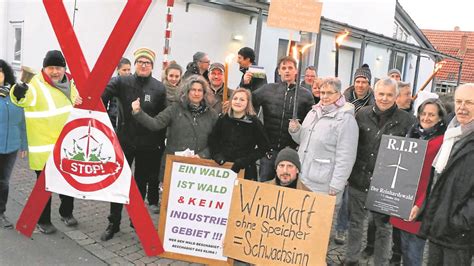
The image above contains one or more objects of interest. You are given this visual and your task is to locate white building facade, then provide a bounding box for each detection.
[1,0,448,92]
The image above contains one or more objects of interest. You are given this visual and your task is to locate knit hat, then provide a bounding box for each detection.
[134,47,156,65]
[354,63,372,84]
[387,68,401,76]
[43,50,66,68]
[193,52,207,63]
[209,62,224,72]
[275,147,301,171]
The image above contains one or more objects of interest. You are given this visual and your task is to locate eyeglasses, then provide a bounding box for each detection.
[136,60,152,66]
[455,99,474,107]
[320,91,338,97]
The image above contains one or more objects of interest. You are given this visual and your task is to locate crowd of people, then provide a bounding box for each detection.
[0,45,472,266]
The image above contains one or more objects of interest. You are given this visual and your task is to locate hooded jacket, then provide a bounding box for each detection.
[290,101,358,194]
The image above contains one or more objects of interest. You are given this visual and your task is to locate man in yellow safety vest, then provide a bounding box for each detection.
[10,50,82,234]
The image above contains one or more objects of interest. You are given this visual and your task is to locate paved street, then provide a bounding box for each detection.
[1,155,369,265]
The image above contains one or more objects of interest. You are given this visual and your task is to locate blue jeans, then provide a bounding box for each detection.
[258,149,277,182]
[0,151,18,214]
[336,185,349,231]
[400,230,425,266]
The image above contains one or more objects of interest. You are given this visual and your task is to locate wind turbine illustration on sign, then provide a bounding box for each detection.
[78,120,99,161]
[387,153,408,189]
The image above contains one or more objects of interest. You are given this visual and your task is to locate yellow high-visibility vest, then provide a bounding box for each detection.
[10,73,78,170]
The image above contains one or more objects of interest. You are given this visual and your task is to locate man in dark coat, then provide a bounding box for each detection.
[237,47,267,92]
[100,48,167,241]
[252,56,314,182]
[419,83,474,266]
[344,78,414,265]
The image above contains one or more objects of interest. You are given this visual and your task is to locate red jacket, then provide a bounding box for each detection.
[390,135,443,234]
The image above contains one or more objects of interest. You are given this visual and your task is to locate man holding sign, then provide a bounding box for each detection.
[345,78,414,265]
[10,50,82,234]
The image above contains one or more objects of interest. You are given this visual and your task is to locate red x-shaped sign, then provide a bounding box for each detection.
[16,0,164,256]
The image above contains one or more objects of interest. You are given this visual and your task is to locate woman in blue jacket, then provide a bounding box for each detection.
[0,60,27,228]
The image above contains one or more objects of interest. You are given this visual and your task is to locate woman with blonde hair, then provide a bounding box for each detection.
[209,88,270,180]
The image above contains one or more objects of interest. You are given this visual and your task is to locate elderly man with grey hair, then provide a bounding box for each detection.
[344,78,415,265]
[396,81,414,114]
[419,83,474,266]
[289,77,358,263]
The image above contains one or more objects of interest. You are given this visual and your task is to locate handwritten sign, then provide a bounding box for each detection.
[267,0,323,33]
[366,135,428,219]
[158,155,242,265]
[224,179,335,265]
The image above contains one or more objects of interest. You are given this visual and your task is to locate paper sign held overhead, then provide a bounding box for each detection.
[267,0,323,33]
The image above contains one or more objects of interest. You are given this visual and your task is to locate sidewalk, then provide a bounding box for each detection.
[1,155,357,265]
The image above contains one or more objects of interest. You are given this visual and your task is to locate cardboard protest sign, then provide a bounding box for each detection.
[158,155,243,265]
[224,179,335,266]
[267,0,323,33]
[366,135,428,220]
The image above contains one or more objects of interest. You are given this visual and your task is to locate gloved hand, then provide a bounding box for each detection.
[13,82,29,101]
[213,154,226,165]
[231,158,247,173]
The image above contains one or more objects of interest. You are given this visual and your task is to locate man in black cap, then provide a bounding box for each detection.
[237,47,267,92]
[10,50,82,234]
[343,64,375,113]
[268,147,308,190]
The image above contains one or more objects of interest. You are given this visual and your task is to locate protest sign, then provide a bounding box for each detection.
[267,0,323,33]
[223,179,335,266]
[366,135,428,220]
[15,0,164,256]
[158,155,243,265]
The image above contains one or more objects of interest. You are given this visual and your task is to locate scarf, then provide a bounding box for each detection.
[373,104,397,129]
[188,102,207,117]
[407,120,446,140]
[0,83,11,97]
[313,95,346,118]
[348,88,373,112]
[432,118,474,173]
[42,70,72,100]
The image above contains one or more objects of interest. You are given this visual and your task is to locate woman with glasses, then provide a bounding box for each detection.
[390,98,447,266]
[0,59,27,228]
[288,77,358,257]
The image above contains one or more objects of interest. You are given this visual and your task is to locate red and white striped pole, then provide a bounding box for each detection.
[163,0,174,69]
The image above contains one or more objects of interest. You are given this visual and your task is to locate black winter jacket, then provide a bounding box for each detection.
[419,131,474,249]
[209,114,270,179]
[348,105,414,192]
[252,82,314,150]
[102,74,166,152]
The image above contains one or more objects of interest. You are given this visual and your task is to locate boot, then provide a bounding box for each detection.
[100,223,120,241]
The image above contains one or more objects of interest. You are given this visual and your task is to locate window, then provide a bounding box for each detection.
[393,21,409,42]
[12,23,23,64]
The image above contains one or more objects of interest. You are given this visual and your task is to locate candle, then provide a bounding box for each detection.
[223,54,235,102]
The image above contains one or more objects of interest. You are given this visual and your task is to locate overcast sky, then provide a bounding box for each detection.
[398,0,472,31]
